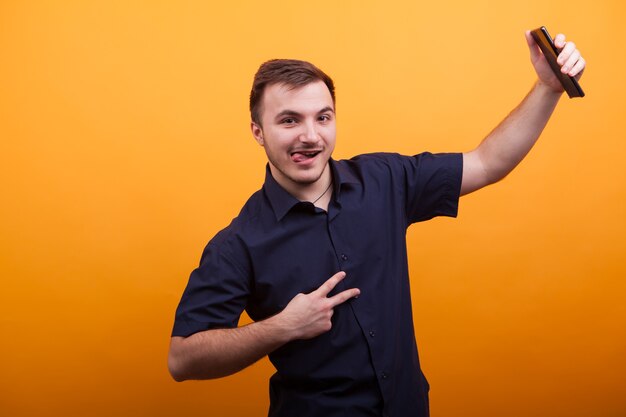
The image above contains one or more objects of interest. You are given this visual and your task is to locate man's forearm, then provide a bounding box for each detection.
[168,314,290,381]
[461,81,562,195]
[168,271,359,382]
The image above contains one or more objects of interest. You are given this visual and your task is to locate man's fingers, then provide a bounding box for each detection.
[568,57,586,78]
[554,33,566,49]
[313,271,347,297]
[557,41,577,65]
[561,49,581,74]
[328,288,361,307]
[524,30,535,47]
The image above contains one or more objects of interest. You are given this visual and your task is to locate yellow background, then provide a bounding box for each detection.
[1,1,625,416]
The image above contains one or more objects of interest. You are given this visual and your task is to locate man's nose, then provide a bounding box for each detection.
[300,120,319,142]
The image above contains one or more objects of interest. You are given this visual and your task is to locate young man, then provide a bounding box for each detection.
[168,31,585,417]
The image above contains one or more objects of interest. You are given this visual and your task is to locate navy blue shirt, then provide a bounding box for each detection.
[172,152,463,417]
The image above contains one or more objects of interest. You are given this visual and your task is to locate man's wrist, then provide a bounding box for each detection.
[535,79,564,100]
[262,311,298,345]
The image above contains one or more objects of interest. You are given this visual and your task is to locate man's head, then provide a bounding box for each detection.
[249,60,337,195]
[249,59,335,128]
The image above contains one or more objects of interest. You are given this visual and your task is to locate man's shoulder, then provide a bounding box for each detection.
[214,187,268,235]
[341,151,462,171]
[341,151,425,166]
[337,152,399,170]
[202,188,269,252]
[336,152,423,175]
[333,152,462,191]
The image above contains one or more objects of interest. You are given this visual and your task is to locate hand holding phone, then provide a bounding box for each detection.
[530,26,584,98]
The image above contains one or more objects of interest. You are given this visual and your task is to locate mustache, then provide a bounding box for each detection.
[289,147,323,154]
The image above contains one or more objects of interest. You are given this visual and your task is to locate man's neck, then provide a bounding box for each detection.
[270,163,333,207]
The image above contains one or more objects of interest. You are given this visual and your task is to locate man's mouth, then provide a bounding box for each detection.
[291,150,322,163]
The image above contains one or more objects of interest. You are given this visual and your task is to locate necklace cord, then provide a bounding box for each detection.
[312,180,333,204]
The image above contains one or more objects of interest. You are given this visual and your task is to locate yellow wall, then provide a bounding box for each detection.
[1,1,625,416]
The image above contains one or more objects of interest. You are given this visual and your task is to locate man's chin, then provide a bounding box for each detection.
[279,166,328,187]
[290,174,322,186]
[269,158,330,189]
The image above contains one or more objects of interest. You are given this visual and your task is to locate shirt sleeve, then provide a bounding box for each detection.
[370,152,463,225]
[171,228,251,338]
[403,152,463,224]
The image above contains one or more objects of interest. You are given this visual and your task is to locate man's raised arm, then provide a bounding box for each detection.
[168,271,359,381]
[461,30,586,196]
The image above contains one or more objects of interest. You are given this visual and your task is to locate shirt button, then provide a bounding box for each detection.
[341,254,348,261]
[369,330,375,337]
[381,372,388,380]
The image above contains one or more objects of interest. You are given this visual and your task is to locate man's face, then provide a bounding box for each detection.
[251,80,336,191]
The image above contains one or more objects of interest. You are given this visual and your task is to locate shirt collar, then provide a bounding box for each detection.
[263,158,360,221]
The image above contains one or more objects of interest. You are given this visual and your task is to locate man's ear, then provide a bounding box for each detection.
[251,122,264,146]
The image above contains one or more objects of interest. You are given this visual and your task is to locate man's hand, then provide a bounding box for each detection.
[273,271,360,340]
[461,30,587,196]
[168,270,359,381]
[525,30,586,93]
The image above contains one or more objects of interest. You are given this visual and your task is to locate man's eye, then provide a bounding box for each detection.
[282,118,296,124]
[319,115,331,122]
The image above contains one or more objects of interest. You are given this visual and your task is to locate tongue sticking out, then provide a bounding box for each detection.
[291,152,315,163]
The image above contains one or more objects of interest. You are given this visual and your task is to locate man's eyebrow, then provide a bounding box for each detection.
[274,107,335,120]
[274,110,301,120]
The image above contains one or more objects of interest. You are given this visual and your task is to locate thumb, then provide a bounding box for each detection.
[525,30,542,63]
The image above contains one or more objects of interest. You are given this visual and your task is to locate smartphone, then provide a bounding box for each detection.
[530,26,584,98]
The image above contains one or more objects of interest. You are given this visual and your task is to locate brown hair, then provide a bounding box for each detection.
[249,59,335,126]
